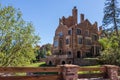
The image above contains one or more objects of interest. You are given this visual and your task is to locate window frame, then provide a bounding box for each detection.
[76,28,81,35]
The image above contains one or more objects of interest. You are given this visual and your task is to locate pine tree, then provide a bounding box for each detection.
[103,0,120,36]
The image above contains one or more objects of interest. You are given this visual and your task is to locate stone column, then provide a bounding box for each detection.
[103,65,119,80]
[59,64,79,80]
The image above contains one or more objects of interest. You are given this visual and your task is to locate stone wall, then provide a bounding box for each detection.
[74,58,98,66]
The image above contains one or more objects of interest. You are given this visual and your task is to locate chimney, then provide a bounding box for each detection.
[80,14,84,23]
[72,6,77,24]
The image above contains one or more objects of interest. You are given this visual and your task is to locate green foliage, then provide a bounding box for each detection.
[99,38,110,50]
[99,47,120,66]
[99,35,120,66]
[46,50,52,56]
[35,43,52,61]
[44,43,52,56]
[0,5,40,66]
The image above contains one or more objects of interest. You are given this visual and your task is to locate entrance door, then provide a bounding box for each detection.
[49,61,52,65]
[62,61,65,65]
[77,51,81,58]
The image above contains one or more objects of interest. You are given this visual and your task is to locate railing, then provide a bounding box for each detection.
[119,67,120,76]
[78,67,106,78]
[0,65,119,80]
[0,67,61,80]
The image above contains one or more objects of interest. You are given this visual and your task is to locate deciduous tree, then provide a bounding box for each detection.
[0,5,40,66]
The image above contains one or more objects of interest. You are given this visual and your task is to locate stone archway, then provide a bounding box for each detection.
[62,61,65,65]
[49,61,52,65]
[68,61,72,64]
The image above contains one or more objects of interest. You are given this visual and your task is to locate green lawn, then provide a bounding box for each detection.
[78,65,102,74]
[25,62,46,67]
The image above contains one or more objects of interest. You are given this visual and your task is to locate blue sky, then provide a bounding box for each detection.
[1,0,117,46]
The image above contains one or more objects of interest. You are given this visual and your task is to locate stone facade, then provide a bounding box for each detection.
[46,7,101,65]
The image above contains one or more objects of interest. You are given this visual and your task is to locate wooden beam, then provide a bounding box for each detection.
[78,67,106,72]
[0,67,61,73]
[0,75,60,80]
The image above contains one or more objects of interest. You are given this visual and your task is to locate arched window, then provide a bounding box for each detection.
[66,39,69,44]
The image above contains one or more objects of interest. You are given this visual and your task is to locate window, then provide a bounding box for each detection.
[92,34,98,41]
[67,51,71,55]
[78,38,82,44]
[66,39,69,44]
[54,40,58,47]
[68,30,72,35]
[76,29,81,35]
[85,39,91,45]
[59,32,63,37]
[86,52,92,57]
[59,40,63,48]
[85,30,89,36]
[59,50,62,54]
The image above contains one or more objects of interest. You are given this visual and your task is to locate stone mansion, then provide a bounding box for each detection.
[46,7,102,65]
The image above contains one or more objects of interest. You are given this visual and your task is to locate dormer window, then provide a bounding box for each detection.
[76,29,81,35]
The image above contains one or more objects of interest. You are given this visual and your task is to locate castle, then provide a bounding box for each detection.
[46,7,101,65]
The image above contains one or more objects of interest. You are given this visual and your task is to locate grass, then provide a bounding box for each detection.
[78,65,102,74]
[25,62,55,67]
[25,62,46,67]
[81,65,101,68]
[25,62,58,75]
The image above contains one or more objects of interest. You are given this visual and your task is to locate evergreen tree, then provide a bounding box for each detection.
[103,0,120,36]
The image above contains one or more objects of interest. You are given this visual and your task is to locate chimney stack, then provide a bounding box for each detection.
[80,14,84,23]
[72,6,77,24]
